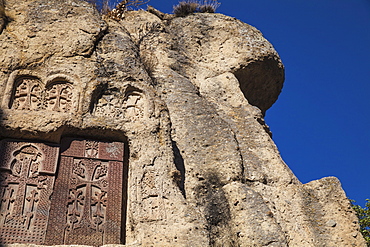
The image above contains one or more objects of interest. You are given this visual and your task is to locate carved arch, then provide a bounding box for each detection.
[10,144,43,178]
[91,84,150,121]
[123,89,147,121]
[44,75,79,113]
[2,71,80,113]
[9,76,43,111]
[91,85,124,118]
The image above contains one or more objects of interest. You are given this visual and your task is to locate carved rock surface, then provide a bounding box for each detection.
[0,0,365,246]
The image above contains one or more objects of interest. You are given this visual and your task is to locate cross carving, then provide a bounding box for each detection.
[0,145,45,229]
[67,159,108,232]
[46,83,72,112]
[14,78,41,110]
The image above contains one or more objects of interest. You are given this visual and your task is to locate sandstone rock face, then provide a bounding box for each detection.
[0,0,365,246]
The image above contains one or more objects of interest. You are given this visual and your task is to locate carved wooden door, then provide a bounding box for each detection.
[0,140,59,244]
[45,138,125,246]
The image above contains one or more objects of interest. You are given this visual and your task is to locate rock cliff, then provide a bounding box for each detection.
[0,0,365,246]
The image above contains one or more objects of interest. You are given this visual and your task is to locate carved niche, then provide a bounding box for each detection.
[94,90,124,118]
[123,91,145,120]
[45,81,73,113]
[8,75,76,113]
[11,77,42,110]
[45,138,125,246]
[0,140,59,244]
[93,88,147,121]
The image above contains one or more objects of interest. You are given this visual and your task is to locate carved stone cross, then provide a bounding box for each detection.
[13,78,42,110]
[0,140,59,244]
[45,138,125,246]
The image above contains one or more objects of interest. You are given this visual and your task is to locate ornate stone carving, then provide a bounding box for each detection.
[9,76,75,113]
[85,140,99,158]
[66,159,108,233]
[93,89,146,120]
[94,91,123,118]
[45,82,73,113]
[11,77,42,110]
[0,140,59,244]
[123,92,145,120]
[45,138,125,246]
[138,169,166,221]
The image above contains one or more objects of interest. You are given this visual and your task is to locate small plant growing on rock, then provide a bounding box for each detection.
[173,1,199,17]
[86,0,150,17]
[173,0,220,17]
[198,0,220,13]
[106,0,150,20]
[351,199,370,246]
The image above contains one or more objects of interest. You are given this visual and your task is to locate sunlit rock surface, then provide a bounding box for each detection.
[0,0,365,246]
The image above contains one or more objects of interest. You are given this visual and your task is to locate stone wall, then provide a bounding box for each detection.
[0,0,365,246]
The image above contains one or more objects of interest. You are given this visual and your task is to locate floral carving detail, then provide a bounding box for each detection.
[91,191,107,229]
[67,188,85,228]
[73,161,86,179]
[85,141,99,158]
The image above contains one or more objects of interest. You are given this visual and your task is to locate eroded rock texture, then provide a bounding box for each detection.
[0,0,365,246]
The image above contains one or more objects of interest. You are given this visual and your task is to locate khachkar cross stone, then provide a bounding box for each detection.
[0,140,59,244]
[45,82,73,113]
[12,77,42,110]
[45,138,125,246]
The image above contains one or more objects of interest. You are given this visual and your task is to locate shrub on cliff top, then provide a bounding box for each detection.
[173,0,221,17]
[173,1,199,17]
[198,0,220,13]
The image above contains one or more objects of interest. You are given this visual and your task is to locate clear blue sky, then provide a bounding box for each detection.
[103,0,370,206]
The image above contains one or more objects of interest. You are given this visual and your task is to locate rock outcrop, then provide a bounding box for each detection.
[0,0,365,246]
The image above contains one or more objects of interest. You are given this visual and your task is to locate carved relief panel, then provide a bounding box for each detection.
[94,90,123,118]
[45,82,73,113]
[137,169,166,222]
[45,138,125,246]
[5,74,77,113]
[11,77,43,111]
[123,92,145,120]
[93,88,147,121]
[0,140,59,244]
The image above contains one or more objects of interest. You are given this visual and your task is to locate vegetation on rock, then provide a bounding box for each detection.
[173,0,221,17]
[351,199,370,245]
[86,0,150,14]
[84,0,220,19]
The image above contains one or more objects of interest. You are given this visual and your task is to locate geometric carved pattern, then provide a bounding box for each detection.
[45,82,73,113]
[137,169,166,222]
[94,91,123,118]
[124,92,145,120]
[45,138,124,246]
[93,89,146,120]
[0,140,59,245]
[10,76,74,113]
[11,77,42,110]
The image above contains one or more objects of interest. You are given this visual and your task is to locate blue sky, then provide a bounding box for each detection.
[104,0,370,206]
